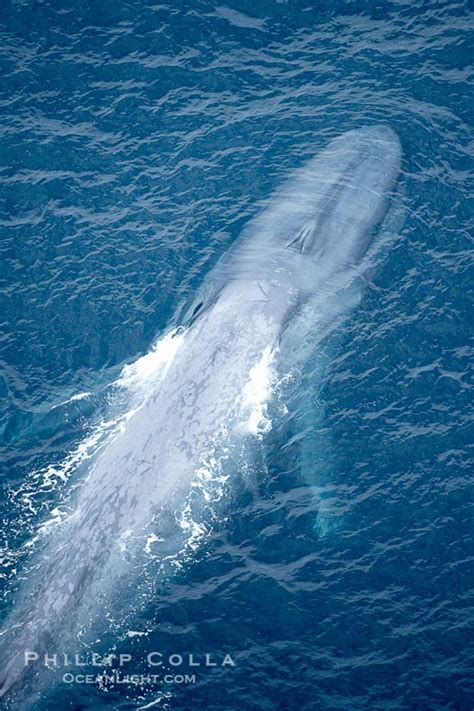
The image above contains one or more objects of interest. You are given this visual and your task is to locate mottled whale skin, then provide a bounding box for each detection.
[0,126,401,701]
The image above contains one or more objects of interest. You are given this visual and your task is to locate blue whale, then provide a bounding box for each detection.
[0,126,402,702]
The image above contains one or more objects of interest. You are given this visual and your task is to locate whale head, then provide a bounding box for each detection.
[177,126,402,330]
[240,124,402,289]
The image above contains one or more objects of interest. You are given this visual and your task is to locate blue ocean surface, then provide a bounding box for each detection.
[0,1,473,709]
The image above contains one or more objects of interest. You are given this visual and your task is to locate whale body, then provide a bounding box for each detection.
[0,126,402,702]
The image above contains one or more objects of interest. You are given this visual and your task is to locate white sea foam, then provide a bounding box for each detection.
[6,329,187,565]
[118,328,184,396]
[137,694,172,710]
[53,391,92,409]
[239,345,278,436]
[126,629,150,638]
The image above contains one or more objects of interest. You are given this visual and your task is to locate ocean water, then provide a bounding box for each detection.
[0,1,473,709]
